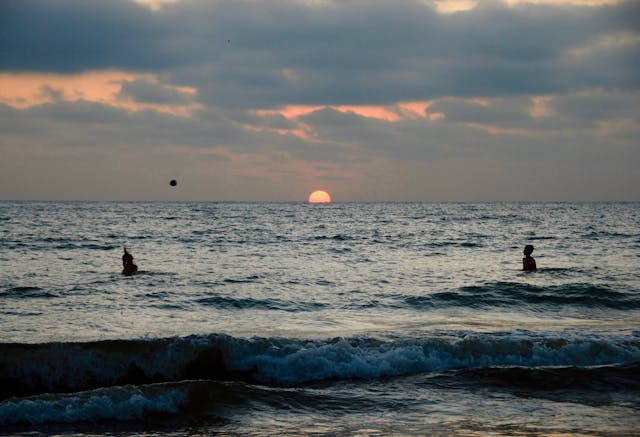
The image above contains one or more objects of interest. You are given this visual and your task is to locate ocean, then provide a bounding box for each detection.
[1,201,639,436]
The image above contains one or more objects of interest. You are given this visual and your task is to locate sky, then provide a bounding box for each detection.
[0,0,638,201]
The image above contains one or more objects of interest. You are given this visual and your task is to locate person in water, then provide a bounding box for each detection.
[122,247,138,276]
[523,244,537,271]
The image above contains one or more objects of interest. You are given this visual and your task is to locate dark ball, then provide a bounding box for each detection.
[170,179,177,187]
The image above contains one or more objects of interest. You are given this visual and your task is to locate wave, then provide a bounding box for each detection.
[2,362,639,428]
[583,230,639,240]
[196,295,327,312]
[312,234,356,241]
[423,241,483,248]
[1,286,59,299]
[403,282,640,310]
[439,362,640,393]
[2,332,639,400]
[0,383,186,427]
[0,239,120,251]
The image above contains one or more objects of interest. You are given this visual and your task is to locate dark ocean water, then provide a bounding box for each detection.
[1,201,639,436]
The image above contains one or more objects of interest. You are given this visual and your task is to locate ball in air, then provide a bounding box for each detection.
[170,179,177,187]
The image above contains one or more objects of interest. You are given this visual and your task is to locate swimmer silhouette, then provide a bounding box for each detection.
[523,244,537,271]
[122,247,138,276]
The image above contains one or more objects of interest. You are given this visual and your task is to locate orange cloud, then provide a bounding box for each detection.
[0,71,202,117]
[255,105,324,120]
[250,104,410,140]
[248,95,566,140]
[248,100,453,139]
[433,0,477,14]
[431,0,619,15]
[336,105,401,122]
[256,102,439,123]
[253,99,487,126]
[254,105,402,121]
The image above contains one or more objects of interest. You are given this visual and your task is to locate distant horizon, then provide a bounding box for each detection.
[2,198,638,204]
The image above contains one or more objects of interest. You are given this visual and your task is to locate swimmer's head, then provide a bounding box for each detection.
[524,244,534,256]
[122,247,134,264]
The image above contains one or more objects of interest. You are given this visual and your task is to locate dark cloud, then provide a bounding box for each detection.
[238,111,300,131]
[2,0,638,108]
[31,99,131,125]
[0,0,160,71]
[549,91,640,122]
[0,101,225,149]
[429,98,532,126]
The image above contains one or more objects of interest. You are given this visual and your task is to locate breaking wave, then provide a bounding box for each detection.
[0,384,186,426]
[2,332,638,400]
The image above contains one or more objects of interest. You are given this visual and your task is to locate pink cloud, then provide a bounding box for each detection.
[254,105,324,120]
[255,101,441,123]
[333,105,401,122]
[0,71,202,117]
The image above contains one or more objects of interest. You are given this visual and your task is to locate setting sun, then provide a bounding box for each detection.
[308,190,332,204]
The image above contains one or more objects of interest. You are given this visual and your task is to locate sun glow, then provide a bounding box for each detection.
[308,190,332,203]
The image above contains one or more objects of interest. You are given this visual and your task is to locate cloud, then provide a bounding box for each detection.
[2,0,638,108]
[0,71,203,117]
[0,0,638,200]
[117,78,195,105]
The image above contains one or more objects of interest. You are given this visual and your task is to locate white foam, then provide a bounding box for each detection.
[224,334,640,384]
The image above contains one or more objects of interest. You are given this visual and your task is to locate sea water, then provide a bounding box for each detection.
[1,201,639,436]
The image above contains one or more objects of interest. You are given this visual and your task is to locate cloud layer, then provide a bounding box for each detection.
[1,0,638,200]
